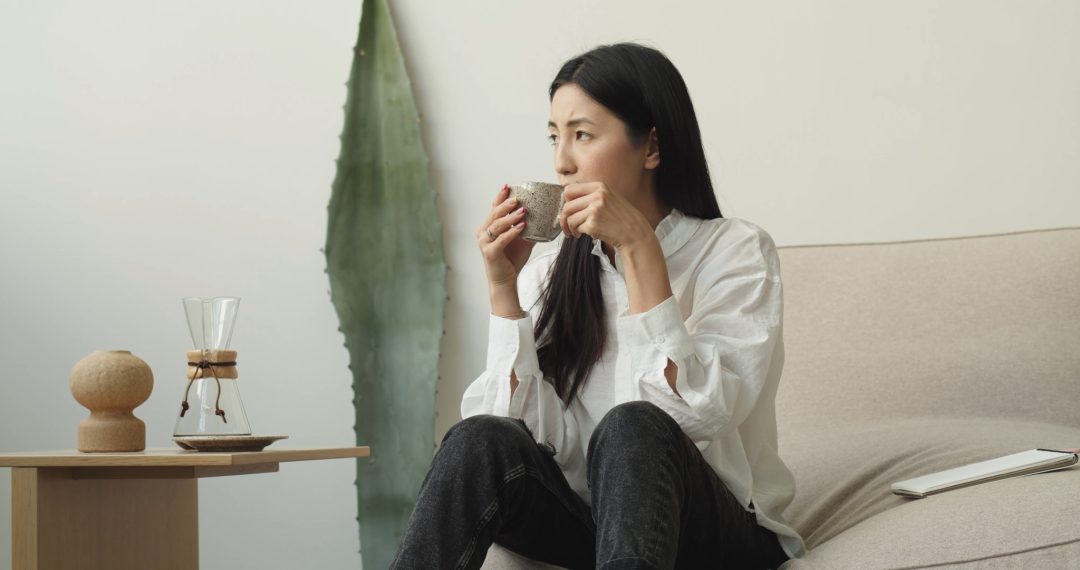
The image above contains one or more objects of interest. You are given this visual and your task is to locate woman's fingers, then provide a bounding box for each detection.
[491,184,509,207]
[480,206,527,243]
[561,181,602,203]
[559,193,592,237]
[481,209,527,263]
[491,206,526,235]
[478,185,520,240]
[559,199,574,236]
[565,207,593,239]
[491,218,525,248]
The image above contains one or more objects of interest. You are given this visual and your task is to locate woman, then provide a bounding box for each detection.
[392,43,804,570]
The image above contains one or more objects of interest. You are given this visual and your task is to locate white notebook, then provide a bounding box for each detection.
[891,448,1079,498]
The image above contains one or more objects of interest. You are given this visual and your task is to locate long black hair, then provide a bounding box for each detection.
[535,43,723,404]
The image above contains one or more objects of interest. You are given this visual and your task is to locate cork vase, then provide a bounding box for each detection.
[70,350,154,452]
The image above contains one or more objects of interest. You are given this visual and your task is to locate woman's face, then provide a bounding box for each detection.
[548,84,657,199]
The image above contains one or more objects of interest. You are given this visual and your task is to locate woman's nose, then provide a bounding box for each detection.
[554,142,576,178]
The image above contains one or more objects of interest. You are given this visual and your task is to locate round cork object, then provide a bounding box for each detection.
[509,182,564,242]
[70,350,154,452]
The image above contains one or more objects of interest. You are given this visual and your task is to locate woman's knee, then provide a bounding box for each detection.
[441,414,534,456]
[589,401,681,453]
[597,401,677,434]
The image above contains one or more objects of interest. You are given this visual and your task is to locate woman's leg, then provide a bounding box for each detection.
[587,401,790,570]
[391,414,596,570]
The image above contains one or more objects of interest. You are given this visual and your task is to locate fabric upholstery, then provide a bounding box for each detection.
[775,227,1080,436]
[780,418,1080,557]
[773,226,1080,568]
[779,463,1080,569]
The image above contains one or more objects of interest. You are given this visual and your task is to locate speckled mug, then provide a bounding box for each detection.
[509,182,564,242]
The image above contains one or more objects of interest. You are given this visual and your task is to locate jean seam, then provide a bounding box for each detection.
[454,460,591,570]
[654,408,687,566]
[454,464,528,570]
[609,404,692,568]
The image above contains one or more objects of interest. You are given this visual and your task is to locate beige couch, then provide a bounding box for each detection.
[483,226,1080,569]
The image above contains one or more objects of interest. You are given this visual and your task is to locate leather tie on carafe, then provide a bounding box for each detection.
[181,348,237,423]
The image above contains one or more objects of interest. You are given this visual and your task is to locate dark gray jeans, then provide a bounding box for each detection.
[390,401,791,570]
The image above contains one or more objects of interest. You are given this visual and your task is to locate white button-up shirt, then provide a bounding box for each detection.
[461,210,806,559]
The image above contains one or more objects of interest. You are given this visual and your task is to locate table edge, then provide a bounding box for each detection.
[0,446,371,467]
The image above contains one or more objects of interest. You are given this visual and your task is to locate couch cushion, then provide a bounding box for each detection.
[779,417,1080,550]
[481,545,564,570]
[780,463,1080,569]
[775,227,1080,437]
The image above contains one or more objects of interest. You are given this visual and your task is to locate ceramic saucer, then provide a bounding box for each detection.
[173,435,288,452]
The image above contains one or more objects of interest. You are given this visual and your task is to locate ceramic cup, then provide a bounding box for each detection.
[508,182,564,242]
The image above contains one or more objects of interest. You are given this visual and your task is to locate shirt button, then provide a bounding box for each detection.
[655,335,666,344]
[505,343,516,353]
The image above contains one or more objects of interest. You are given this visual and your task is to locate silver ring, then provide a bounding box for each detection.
[485,227,496,240]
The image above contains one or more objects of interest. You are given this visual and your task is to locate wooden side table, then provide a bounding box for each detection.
[0,447,369,570]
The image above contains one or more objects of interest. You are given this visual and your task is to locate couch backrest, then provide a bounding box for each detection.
[774,227,1080,439]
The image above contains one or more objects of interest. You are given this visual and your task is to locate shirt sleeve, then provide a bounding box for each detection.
[459,257,584,472]
[617,229,783,444]
[460,313,540,419]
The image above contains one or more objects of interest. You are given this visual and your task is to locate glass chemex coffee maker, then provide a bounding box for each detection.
[173,296,288,452]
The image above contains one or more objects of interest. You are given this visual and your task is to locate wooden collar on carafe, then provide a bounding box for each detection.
[187,349,238,379]
[180,349,238,423]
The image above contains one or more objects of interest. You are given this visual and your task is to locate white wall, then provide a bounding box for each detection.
[2,1,1078,569]
[0,1,363,569]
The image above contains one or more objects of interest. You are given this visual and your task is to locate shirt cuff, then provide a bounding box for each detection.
[486,313,543,378]
[617,295,695,373]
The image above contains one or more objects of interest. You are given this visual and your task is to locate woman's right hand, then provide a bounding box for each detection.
[477,184,535,288]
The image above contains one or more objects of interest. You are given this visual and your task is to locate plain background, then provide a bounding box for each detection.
[1,1,1078,568]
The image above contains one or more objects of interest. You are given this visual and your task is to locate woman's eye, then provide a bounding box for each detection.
[576,131,592,141]
[547,134,558,146]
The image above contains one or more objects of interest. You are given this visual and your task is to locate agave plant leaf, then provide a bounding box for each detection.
[325,0,445,566]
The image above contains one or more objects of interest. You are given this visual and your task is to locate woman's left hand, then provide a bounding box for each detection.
[559,182,653,249]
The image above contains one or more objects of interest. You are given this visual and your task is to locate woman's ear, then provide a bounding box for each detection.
[644,127,660,170]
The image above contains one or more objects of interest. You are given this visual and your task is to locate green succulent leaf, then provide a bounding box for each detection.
[326,0,445,566]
